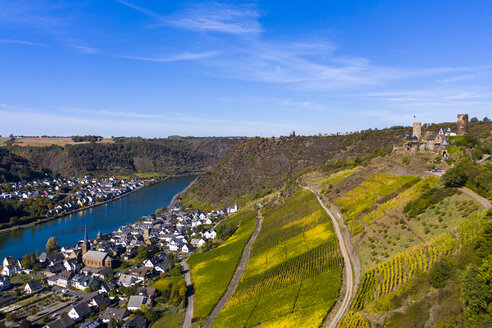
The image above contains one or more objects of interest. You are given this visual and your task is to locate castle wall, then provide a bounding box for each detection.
[413,122,422,140]
[457,114,468,136]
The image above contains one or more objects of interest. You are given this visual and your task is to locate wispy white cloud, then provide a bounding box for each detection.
[0,39,47,47]
[220,95,331,111]
[114,0,161,19]
[165,2,262,34]
[111,1,471,91]
[117,51,220,63]
[71,45,98,54]
[437,73,481,83]
[0,107,303,137]
[115,0,262,34]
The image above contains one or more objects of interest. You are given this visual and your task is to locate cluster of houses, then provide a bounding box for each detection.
[0,201,241,327]
[0,176,146,216]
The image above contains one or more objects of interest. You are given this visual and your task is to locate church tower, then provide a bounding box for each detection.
[82,226,90,256]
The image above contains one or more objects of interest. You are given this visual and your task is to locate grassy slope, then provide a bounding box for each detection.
[212,189,343,328]
[187,210,257,319]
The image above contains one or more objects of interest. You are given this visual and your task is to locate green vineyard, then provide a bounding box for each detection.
[319,166,361,188]
[334,174,420,224]
[338,311,370,328]
[187,210,258,318]
[334,174,440,235]
[212,189,343,328]
[352,211,487,310]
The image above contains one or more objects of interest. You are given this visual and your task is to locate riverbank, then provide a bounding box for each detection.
[0,175,199,259]
[0,182,150,234]
[0,172,205,235]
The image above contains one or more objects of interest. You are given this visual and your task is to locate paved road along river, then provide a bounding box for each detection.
[0,175,197,259]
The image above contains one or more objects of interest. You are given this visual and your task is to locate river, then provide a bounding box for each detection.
[0,175,197,260]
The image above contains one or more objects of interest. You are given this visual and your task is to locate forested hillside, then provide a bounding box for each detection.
[181,127,408,208]
[0,148,48,182]
[1,137,244,179]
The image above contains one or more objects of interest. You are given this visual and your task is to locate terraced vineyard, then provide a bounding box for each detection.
[338,311,370,328]
[359,177,439,228]
[334,174,421,234]
[187,210,257,318]
[319,166,361,188]
[212,189,343,328]
[352,211,487,310]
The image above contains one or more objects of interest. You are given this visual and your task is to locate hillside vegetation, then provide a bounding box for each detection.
[187,209,257,319]
[181,127,408,208]
[1,137,244,179]
[212,188,343,328]
[0,147,48,182]
[348,210,491,327]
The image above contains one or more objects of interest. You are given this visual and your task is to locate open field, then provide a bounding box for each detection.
[9,137,114,147]
[212,189,343,328]
[187,210,257,319]
[0,137,9,145]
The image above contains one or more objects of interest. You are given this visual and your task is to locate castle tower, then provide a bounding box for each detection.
[457,114,469,136]
[82,226,90,256]
[413,122,422,140]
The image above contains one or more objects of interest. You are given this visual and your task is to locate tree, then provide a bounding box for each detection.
[429,258,452,288]
[470,117,479,122]
[5,312,17,322]
[140,303,159,322]
[169,265,184,276]
[22,253,36,269]
[442,166,468,187]
[483,117,490,122]
[46,236,60,253]
[137,245,149,261]
[460,263,491,319]
[19,320,31,328]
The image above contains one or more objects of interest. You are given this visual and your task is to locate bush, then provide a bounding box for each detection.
[217,223,237,240]
[429,258,452,288]
[442,167,468,187]
[402,157,410,165]
[404,187,456,218]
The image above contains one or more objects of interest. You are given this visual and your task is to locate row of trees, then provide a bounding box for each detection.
[71,135,103,142]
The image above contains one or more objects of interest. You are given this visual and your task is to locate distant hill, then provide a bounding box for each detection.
[180,121,492,209]
[1,137,245,180]
[180,127,408,208]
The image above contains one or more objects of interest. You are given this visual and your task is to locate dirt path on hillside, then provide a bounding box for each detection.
[303,187,359,328]
[460,187,491,210]
[181,259,194,328]
[203,206,263,328]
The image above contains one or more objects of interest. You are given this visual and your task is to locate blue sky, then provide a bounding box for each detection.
[1,0,491,137]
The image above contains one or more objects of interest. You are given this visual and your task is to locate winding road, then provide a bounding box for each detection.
[203,206,263,328]
[181,259,194,328]
[304,187,357,328]
[460,187,491,210]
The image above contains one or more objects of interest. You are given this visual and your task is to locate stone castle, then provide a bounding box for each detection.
[405,114,468,152]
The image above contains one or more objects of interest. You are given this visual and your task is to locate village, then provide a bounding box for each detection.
[0,176,146,217]
[0,200,239,328]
